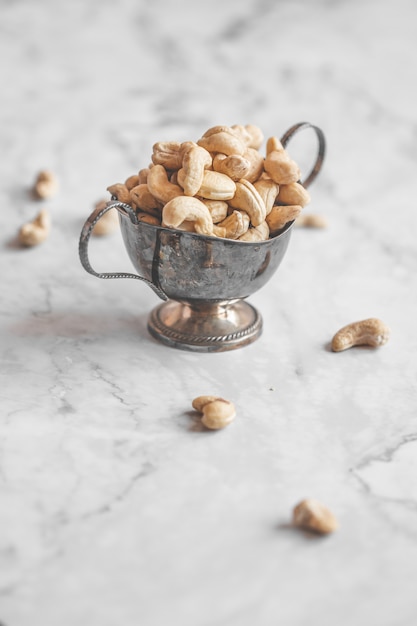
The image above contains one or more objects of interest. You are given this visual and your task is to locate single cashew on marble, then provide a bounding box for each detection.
[331,318,390,352]
[18,208,50,246]
[295,213,328,228]
[293,499,339,535]
[33,170,59,199]
[162,196,213,236]
[92,200,119,236]
[192,396,236,430]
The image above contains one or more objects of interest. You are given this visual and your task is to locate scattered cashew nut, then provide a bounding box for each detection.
[192,395,236,430]
[92,200,119,236]
[18,209,50,246]
[33,170,59,199]
[331,318,390,352]
[293,499,339,535]
[295,213,327,228]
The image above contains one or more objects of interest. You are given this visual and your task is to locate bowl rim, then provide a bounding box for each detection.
[119,211,295,246]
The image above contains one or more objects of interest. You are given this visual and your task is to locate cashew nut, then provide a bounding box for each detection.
[92,200,119,236]
[124,174,140,191]
[200,200,228,223]
[293,499,339,535]
[243,124,264,150]
[212,153,251,181]
[151,141,183,170]
[103,122,316,242]
[33,170,58,199]
[215,210,250,239]
[147,164,183,204]
[130,184,162,217]
[331,318,390,352]
[192,395,236,430]
[138,168,150,185]
[228,179,266,226]
[107,183,131,204]
[253,179,280,215]
[277,182,311,207]
[242,147,265,183]
[181,145,212,196]
[18,208,50,246]
[295,213,328,228]
[266,205,301,235]
[238,220,269,242]
[266,136,284,155]
[264,150,300,185]
[162,196,214,236]
[196,170,236,201]
[197,127,246,156]
[137,212,161,226]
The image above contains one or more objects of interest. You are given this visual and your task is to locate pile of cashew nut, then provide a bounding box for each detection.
[106,124,312,242]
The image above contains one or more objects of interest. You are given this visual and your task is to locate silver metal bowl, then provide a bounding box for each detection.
[79,122,325,352]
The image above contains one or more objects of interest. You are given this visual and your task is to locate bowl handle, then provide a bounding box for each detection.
[280,122,326,189]
[78,200,168,301]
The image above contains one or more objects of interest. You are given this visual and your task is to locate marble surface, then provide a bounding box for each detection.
[1,0,417,624]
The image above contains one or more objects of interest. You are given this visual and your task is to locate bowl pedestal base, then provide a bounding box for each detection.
[147,299,262,352]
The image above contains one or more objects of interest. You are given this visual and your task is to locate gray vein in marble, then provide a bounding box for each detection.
[78,460,155,521]
[351,434,417,530]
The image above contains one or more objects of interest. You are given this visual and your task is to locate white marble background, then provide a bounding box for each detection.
[1,0,417,624]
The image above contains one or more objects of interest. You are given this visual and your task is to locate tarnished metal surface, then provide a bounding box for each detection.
[119,217,292,302]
